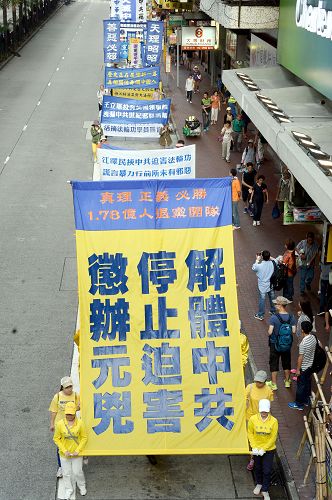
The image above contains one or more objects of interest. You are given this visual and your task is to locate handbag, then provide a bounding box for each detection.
[217,135,223,143]
[272,202,281,219]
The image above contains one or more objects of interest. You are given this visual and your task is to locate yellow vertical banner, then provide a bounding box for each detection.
[72,178,248,455]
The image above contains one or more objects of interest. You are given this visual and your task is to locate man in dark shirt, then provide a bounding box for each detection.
[242,162,256,214]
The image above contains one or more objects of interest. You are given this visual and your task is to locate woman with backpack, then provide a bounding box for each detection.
[49,376,80,478]
[282,239,297,301]
[295,296,315,342]
[267,296,296,391]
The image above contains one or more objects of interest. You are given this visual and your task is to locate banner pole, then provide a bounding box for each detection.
[176,28,180,88]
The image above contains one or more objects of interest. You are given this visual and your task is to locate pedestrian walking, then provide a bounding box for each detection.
[230,168,241,229]
[185,74,194,103]
[192,65,202,93]
[241,139,256,166]
[216,74,223,98]
[282,239,297,301]
[288,321,316,410]
[231,113,245,151]
[252,250,276,321]
[240,330,249,371]
[97,84,105,111]
[49,377,80,478]
[201,92,212,132]
[245,371,274,471]
[267,296,296,390]
[159,124,172,148]
[241,162,256,213]
[248,399,278,500]
[53,402,87,499]
[210,90,221,125]
[317,259,332,315]
[249,175,268,226]
[223,107,233,125]
[220,121,233,162]
[324,287,332,349]
[296,232,319,295]
[90,120,103,163]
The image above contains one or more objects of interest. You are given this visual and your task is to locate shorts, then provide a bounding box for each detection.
[242,187,249,202]
[269,343,291,372]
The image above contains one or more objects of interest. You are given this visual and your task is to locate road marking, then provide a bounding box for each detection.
[56,67,59,71]
[62,56,65,60]
[67,47,70,51]
[37,101,41,106]
[4,156,10,164]
[48,82,51,87]
[22,125,27,131]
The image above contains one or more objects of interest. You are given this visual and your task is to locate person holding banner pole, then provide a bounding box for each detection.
[90,120,103,163]
[97,84,105,112]
[159,124,172,148]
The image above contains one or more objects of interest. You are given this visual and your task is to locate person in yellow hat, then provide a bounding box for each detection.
[248,399,278,500]
[53,402,87,499]
[49,376,80,478]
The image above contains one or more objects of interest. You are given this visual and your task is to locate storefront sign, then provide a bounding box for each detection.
[72,178,248,456]
[250,34,277,67]
[278,0,332,100]
[98,145,196,180]
[181,27,217,50]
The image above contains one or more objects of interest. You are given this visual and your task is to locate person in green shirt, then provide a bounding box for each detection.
[201,92,212,132]
[232,113,245,151]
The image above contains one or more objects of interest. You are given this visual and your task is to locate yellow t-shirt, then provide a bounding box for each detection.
[245,383,274,421]
[49,391,80,424]
[247,413,278,451]
[53,418,87,457]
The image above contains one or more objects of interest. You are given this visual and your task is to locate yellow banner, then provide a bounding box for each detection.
[113,88,155,100]
[74,179,248,455]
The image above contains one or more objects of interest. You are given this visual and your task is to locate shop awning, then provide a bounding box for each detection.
[222,66,332,223]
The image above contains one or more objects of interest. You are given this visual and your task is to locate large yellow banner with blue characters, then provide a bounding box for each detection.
[72,178,248,455]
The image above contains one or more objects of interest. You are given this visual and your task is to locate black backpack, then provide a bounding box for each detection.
[311,335,327,374]
[270,261,287,291]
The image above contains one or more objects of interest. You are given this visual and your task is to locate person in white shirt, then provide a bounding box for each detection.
[185,75,194,103]
[97,84,105,111]
[220,121,233,163]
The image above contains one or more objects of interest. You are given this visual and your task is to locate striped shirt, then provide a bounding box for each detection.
[299,334,316,371]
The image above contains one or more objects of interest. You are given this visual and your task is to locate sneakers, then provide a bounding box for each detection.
[290,368,297,374]
[233,226,241,230]
[253,484,262,495]
[262,493,270,499]
[83,457,89,465]
[317,311,325,316]
[56,467,63,478]
[266,381,278,391]
[80,486,87,496]
[288,401,304,410]
[284,379,291,388]
[247,458,255,471]
[257,221,261,226]
[243,207,248,213]
[253,221,257,226]
[254,313,264,321]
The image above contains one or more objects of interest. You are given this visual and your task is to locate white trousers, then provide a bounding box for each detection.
[221,141,231,161]
[60,456,85,499]
[211,107,219,122]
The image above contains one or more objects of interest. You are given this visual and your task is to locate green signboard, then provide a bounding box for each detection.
[278,0,332,100]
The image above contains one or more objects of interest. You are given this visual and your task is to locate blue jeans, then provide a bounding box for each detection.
[258,289,276,317]
[300,266,314,294]
[232,201,240,227]
[202,110,211,130]
[283,276,294,301]
[320,279,329,313]
[296,368,312,406]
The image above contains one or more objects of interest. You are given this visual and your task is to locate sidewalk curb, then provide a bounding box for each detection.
[247,348,300,500]
[0,1,64,72]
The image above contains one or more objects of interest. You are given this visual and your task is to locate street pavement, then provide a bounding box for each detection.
[0,1,309,499]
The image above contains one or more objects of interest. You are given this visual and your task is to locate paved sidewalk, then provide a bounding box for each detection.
[162,60,326,499]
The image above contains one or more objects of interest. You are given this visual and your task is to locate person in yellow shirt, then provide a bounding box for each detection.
[240,331,249,370]
[49,376,80,478]
[248,399,278,500]
[245,370,274,471]
[53,402,88,499]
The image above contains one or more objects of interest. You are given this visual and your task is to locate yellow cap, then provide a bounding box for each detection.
[64,402,77,415]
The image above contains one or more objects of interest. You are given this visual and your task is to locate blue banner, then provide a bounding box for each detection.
[104,67,160,89]
[144,21,163,66]
[101,96,170,125]
[103,20,121,58]
[72,179,232,231]
[110,0,146,22]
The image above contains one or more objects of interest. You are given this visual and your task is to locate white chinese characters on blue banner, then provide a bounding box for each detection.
[102,96,170,124]
[110,0,146,22]
[103,19,120,63]
[104,67,160,89]
[144,21,163,66]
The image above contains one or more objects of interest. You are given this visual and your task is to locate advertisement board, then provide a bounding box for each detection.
[250,34,277,67]
[181,27,217,50]
[278,0,332,100]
